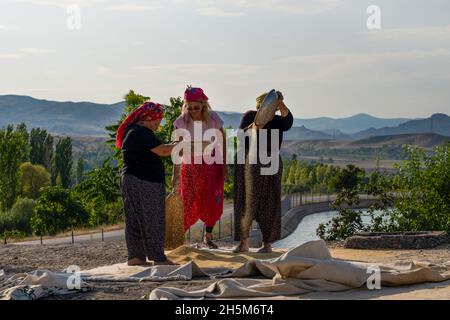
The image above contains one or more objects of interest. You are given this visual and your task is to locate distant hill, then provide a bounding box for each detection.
[216,111,243,129]
[282,133,449,155]
[293,113,411,134]
[283,126,353,141]
[353,114,450,139]
[0,95,124,136]
[347,133,449,149]
[0,95,447,140]
[218,112,412,134]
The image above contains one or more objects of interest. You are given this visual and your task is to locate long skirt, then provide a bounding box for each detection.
[233,156,282,243]
[120,174,167,262]
[179,162,224,231]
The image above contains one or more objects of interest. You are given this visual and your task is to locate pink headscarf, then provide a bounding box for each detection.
[116,101,164,148]
[184,86,209,102]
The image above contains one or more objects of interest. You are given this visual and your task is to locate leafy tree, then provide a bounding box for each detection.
[31,187,88,236]
[30,128,54,172]
[390,143,450,233]
[316,165,365,241]
[0,124,29,210]
[317,143,450,240]
[18,162,51,199]
[0,198,37,235]
[73,160,121,226]
[54,137,73,188]
[76,158,85,184]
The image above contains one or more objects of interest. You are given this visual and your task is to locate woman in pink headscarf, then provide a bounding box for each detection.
[172,86,228,249]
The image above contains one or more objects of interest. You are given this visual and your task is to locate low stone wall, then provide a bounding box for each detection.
[344,231,449,249]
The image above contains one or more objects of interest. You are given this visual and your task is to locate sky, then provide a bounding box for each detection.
[1,0,450,118]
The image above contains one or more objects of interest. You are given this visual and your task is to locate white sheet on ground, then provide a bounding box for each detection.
[149,240,450,300]
[1,240,449,300]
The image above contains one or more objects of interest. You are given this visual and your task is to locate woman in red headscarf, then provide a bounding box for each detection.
[171,86,228,249]
[117,101,179,266]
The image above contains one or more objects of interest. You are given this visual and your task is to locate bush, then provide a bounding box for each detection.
[0,198,36,235]
[316,143,450,241]
[31,187,89,236]
[19,162,51,199]
[0,229,26,240]
[105,198,124,225]
[390,143,450,233]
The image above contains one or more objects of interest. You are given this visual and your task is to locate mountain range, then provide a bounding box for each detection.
[0,95,449,140]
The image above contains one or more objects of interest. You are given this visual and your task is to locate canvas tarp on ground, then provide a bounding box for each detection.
[1,240,449,300]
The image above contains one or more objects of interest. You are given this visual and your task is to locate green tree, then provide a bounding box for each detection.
[18,162,51,199]
[0,198,37,235]
[73,160,121,226]
[54,137,73,188]
[76,158,85,184]
[0,124,29,210]
[29,128,54,170]
[390,143,450,233]
[31,187,88,236]
[317,165,366,241]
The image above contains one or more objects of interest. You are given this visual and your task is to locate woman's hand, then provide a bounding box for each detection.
[277,91,284,103]
[245,122,263,131]
[276,91,289,117]
[151,141,178,157]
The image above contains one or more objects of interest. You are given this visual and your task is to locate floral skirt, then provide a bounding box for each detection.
[233,156,282,243]
[179,161,224,231]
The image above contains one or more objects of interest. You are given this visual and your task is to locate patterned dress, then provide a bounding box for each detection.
[233,110,293,243]
[173,112,225,231]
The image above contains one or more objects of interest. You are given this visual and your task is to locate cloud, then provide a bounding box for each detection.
[11,0,342,14]
[0,25,20,32]
[96,66,113,75]
[132,63,260,76]
[235,0,342,15]
[19,48,49,55]
[104,3,161,11]
[177,0,342,15]
[0,48,49,59]
[10,0,108,8]
[363,25,450,42]
[194,7,244,17]
[0,53,24,59]
[278,50,450,83]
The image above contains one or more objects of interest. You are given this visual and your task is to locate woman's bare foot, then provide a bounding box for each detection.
[203,232,218,249]
[232,239,249,253]
[257,243,272,253]
[153,259,179,266]
[127,258,153,266]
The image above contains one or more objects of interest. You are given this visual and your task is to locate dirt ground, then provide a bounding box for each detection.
[1,240,449,300]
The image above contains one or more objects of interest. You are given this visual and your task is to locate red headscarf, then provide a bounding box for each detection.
[184,86,209,102]
[116,101,164,148]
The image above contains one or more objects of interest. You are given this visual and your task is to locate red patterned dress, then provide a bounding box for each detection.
[173,112,225,231]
